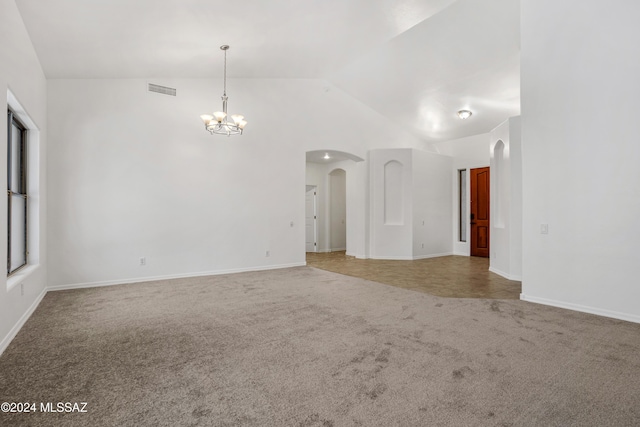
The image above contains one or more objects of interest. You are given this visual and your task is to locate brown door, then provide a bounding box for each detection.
[470,167,490,257]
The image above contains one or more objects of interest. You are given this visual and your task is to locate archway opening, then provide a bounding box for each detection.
[305,149,363,257]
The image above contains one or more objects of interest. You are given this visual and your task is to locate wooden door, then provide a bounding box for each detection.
[470,167,490,257]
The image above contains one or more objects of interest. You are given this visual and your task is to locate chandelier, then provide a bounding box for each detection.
[200,45,247,136]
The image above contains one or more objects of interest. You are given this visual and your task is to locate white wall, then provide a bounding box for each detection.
[47,78,311,288]
[370,148,452,259]
[432,133,489,255]
[412,149,453,259]
[48,77,418,288]
[521,0,640,322]
[329,169,346,251]
[489,117,522,280]
[0,0,48,354]
[370,149,413,259]
[347,159,369,259]
[304,83,431,157]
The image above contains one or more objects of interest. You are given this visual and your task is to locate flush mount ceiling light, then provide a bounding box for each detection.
[200,45,247,136]
[457,109,472,120]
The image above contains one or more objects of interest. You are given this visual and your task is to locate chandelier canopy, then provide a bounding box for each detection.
[200,45,247,136]
[457,109,472,120]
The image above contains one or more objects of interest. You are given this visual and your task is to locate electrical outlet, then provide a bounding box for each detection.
[421,243,424,248]
[20,283,24,296]
[540,224,549,234]
[140,257,146,266]
[265,250,270,257]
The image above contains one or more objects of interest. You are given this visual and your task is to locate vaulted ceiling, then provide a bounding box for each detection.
[15,0,520,142]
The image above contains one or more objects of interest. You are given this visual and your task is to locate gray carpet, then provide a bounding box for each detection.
[1,266,639,426]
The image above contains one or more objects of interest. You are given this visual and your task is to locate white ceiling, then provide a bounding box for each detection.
[306,150,364,164]
[15,0,520,142]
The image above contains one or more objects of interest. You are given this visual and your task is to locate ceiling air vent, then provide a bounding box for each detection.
[148,83,176,96]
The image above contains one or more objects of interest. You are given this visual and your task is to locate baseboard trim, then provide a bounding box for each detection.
[330,247,346,252]
[369,252,453,261]
[0,287,47,357]
[48,262,307,292]
[520,294,640,324]
[369,255,413,260]
[413,252,453,260]
[489,266,522,282]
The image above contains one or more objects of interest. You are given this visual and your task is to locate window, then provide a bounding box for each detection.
[8,109,28,275]
[458,169,467,242]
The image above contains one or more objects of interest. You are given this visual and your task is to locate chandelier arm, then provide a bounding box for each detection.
[204,120,242,135]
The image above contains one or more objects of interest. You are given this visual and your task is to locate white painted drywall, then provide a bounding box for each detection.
[0,0,48,354]
[521,0,640,322]
[47,77,422,288]
[47,78,310,287]
[412,149,453,259]
[345,159,369,259]
[328,0,520,143]
[489,117,522,281]
[432,133,490,255]
[384,160,404,225]
[303,83,431,157]
[370,149,413,259]
[370,148,452,259]
[329,169,346,251]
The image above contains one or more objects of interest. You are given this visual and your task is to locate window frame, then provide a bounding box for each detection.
[7,108,28,276]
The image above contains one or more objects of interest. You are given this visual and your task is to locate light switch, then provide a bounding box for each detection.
[540,224,548,234]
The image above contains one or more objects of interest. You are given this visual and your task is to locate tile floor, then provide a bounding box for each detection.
[306,251,521,299]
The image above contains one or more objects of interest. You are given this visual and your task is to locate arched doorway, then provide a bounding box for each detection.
[305,150,364,255]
